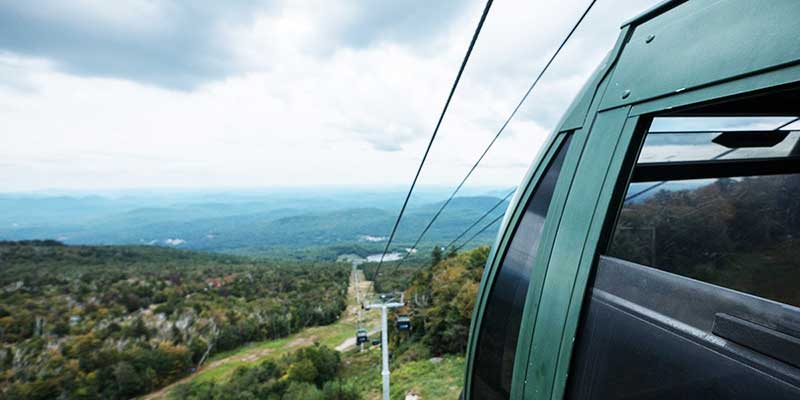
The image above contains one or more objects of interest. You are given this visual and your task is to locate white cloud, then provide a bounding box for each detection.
[0,0,660,192]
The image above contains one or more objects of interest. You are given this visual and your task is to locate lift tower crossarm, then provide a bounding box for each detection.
[364,294,405,400]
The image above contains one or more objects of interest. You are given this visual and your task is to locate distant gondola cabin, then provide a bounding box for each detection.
[356,328,368,345]
[396,315,411,331]
[463,0,800,399]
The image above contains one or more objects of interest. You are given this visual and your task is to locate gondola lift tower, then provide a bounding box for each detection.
[364,293,405,400]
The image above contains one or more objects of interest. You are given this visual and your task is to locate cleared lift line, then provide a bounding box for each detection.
[370,0,495,285]
[375,0,599,283]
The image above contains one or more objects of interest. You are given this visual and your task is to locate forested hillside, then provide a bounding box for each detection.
[0,242,349,399]
[360,246,487,357]
[393,247,487,357]
[166,247,491,400]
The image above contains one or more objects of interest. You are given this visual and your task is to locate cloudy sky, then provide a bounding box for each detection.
[0,0,660,192]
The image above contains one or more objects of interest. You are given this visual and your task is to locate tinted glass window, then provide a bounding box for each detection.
[471,135,571,400]
[639,130,800,162]
[610,174,800,306]
[610,116,800,306]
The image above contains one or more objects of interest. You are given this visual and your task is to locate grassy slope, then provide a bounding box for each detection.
[145,267,466,400]
[339,348,465,400]
[186,322,359,386]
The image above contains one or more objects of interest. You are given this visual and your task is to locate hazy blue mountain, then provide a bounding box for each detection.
[0,188,511,259]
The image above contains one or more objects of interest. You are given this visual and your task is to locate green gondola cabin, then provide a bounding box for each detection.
[463,0,800,398]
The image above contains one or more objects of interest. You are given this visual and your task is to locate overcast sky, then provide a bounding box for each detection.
[0,0,660,193]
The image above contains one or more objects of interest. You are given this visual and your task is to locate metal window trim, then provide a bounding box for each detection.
[558,27,631,132]
[544,112,642,399]
[464,23,635,400]
[518,106,636,399]
[507,128,585,399]
[465,26,637,400]
[463,131,569,398]
[627,63,800,118]
[632,156,800,182]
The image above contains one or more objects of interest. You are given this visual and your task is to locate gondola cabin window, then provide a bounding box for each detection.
[471,135,572,400]
[566,112,800,399]
[608,116,800,306]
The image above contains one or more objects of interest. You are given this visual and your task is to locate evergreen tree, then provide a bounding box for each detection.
[431,245,442,267]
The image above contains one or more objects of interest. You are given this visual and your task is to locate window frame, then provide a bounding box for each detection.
[565,107,800,397]
[512,87,800,400]
[464,131,575,398]
[469,132,574,399]
[604,113,800,306]
[605,105,800,257]
[518,106,639,399]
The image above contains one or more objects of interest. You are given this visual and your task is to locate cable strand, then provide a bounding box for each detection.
[387,187,515,276]
[444,188,516,250]
[455,213,505,252]
[381,0,599,275]
[370,0,495,284]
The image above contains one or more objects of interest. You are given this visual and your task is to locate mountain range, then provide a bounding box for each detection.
[0,188,512,260]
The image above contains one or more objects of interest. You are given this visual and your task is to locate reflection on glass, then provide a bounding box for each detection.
[638,131,800,163]
[609,174,800,307]
[640,116,800,164]
[471,136,571,400]
[648,116,795,132]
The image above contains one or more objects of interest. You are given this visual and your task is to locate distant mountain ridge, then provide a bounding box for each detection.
[0,190,511,259]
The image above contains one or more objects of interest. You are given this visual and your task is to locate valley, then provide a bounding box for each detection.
[0,188,498,399]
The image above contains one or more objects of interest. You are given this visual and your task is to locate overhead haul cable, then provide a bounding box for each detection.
[444,188,516,250]
[455,212,505,251]
[388,187,515,275]
[382,0,599,274]
[370,0,495,285]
